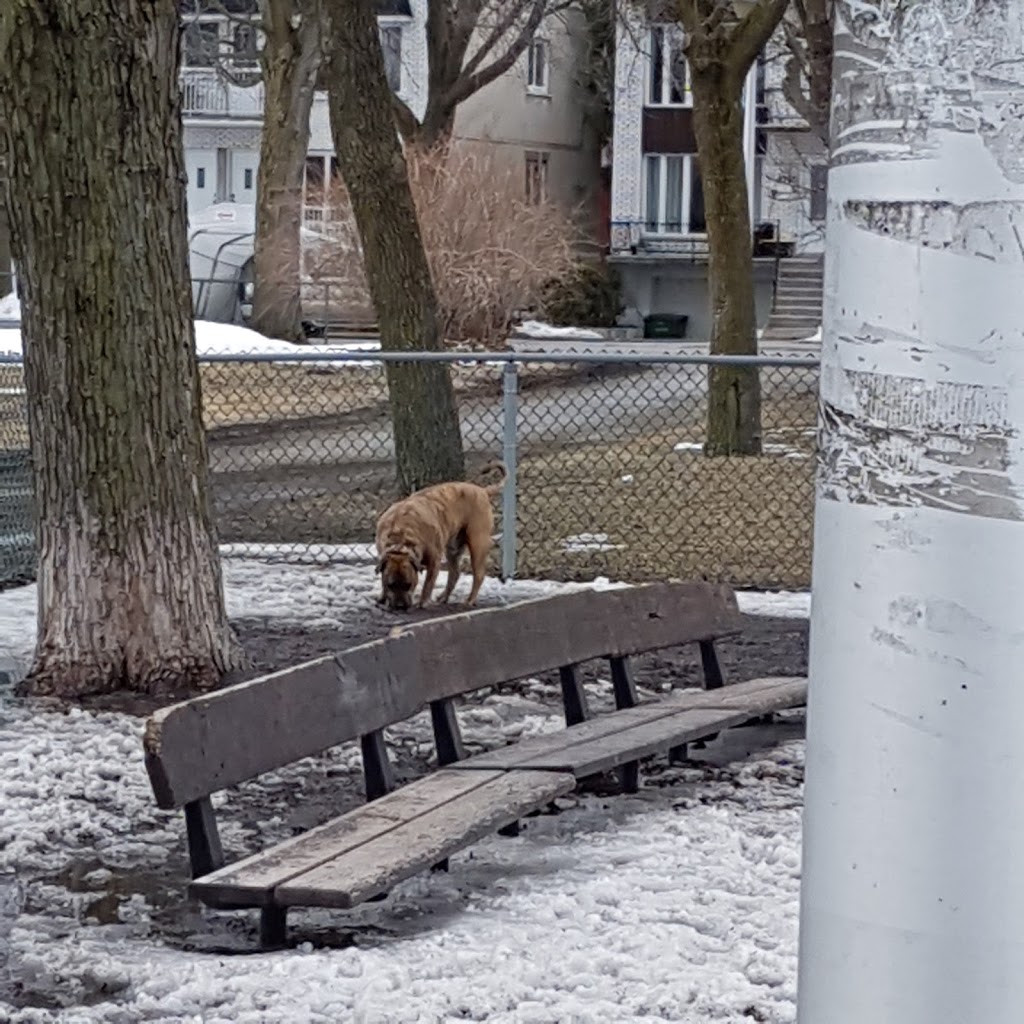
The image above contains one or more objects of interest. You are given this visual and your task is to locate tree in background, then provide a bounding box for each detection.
[393,0,575,149]
[250,0,321,341]
[674,0,790,456]
[780,0,832,147]
[322,0,465,494]
[0,0,247,696]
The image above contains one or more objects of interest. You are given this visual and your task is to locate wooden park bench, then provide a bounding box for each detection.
[143,582,807,949]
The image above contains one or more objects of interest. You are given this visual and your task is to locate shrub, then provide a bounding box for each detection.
[303,144,581,345]
[541,261,623,327]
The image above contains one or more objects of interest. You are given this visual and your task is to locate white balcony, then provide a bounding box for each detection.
[180,68,264,120]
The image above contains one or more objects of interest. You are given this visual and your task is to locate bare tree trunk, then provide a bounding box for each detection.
[250,0,321,343]
[0,192,11,299]
[0,0,247,697]
[323,0,465,494]
[690,62,761,456]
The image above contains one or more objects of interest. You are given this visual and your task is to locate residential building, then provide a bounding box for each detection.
[180,1,263,214]
[180,1,599,236]
[607,5,824,339]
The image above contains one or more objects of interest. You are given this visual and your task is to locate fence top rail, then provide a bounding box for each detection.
[0,350,820,368]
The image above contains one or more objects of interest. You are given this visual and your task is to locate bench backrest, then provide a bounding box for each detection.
[144,581,741,809]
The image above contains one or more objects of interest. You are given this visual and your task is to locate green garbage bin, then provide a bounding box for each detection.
[643,313,688,339]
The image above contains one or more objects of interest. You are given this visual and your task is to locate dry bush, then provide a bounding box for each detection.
[302,144,580,344]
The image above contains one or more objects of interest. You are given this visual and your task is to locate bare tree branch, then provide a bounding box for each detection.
[727,0,791,76]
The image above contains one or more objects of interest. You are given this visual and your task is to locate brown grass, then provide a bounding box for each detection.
[515,426,815,589]
[215,421,817,590]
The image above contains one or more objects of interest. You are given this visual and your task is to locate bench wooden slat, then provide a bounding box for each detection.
[191,769,503,909]
[145,636,422,809]
[508,707,759,775]
[406,582,742,705]
[448,676,808,774]
[275,769,576,910]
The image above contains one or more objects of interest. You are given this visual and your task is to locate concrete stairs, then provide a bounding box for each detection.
[761,254,823,343]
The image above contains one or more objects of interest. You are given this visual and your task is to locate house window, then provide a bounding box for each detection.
[644,154,705,234]
[527,37,549,93]
[810,164,828,221]
[233,23,259,66]
[244,167,254,190]
[182,20,221,68]
[648,25,689,106]
[525,151,549,205]
[196,166,206,189]
[380,25,403,93]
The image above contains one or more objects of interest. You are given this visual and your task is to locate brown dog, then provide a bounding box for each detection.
[375,463,507,611]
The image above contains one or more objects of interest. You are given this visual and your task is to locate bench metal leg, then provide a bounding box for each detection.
[669,743,688,764]
[559,663,589,726]
[259,906,288,950]
[609,656,641,791]
[698,640,725,746]
[184,797,224,879]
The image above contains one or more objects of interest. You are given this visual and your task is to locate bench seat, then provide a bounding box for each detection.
[446,676,807,776]
[190,767,574,913]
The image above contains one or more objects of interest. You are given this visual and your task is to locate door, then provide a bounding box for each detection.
[231,150,260,205]
[185,148,217,218]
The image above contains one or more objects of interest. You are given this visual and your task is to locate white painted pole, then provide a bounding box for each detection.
[798,2,1024,1021]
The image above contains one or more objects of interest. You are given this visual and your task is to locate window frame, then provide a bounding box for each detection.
[809,164,828,222]
[647,25,691,108]
[526,36,550,95]
[524,150,550,206]
[643,153,705,236]
[379,23,404,95]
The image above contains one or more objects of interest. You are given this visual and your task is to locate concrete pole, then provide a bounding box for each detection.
[798,2,1024,1021]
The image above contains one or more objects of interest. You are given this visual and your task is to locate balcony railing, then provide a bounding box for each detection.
[180,68,264,119]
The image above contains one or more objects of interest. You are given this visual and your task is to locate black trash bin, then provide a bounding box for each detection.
[643,313,688,340]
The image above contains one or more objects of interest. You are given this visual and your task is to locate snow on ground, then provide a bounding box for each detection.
[0,317,380,364]
[0,559,809,1023]
[0,292,20,320]
[512,319,605,340]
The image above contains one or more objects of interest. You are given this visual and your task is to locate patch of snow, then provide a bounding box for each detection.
[0,292,20,320]
[218,541,377,564]
[512,319,605,340]
[0,557,807,672]
[561,532,623,553]
[674,441,703,453]
[0,558,807,1020]
[736,590,811,619]
[0,320,382,365]
[620,474,635,484]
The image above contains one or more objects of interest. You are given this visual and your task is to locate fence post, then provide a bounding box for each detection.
[500,360,519,581]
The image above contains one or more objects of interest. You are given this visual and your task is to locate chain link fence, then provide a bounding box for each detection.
[0,350,819,590]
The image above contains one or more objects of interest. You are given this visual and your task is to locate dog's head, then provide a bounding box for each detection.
[376,545,422,611]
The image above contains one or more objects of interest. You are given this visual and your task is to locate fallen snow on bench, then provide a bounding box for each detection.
[0,559,807,1023]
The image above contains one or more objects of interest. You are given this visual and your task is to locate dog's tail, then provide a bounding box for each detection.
[481,460,508,496]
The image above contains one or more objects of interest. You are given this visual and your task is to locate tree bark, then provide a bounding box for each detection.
[677,0,789,457]
[323,0,465,495]
[689,57,762,456]
[250,0,321,343]
[0,0,247,697]
[0,191,11,299]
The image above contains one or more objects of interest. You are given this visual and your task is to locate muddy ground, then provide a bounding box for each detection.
[7,607,808,1010]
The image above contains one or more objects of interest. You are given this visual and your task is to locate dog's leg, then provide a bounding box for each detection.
[463,529,491,607]
[418,558,440,608]
[438,553,461,604]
